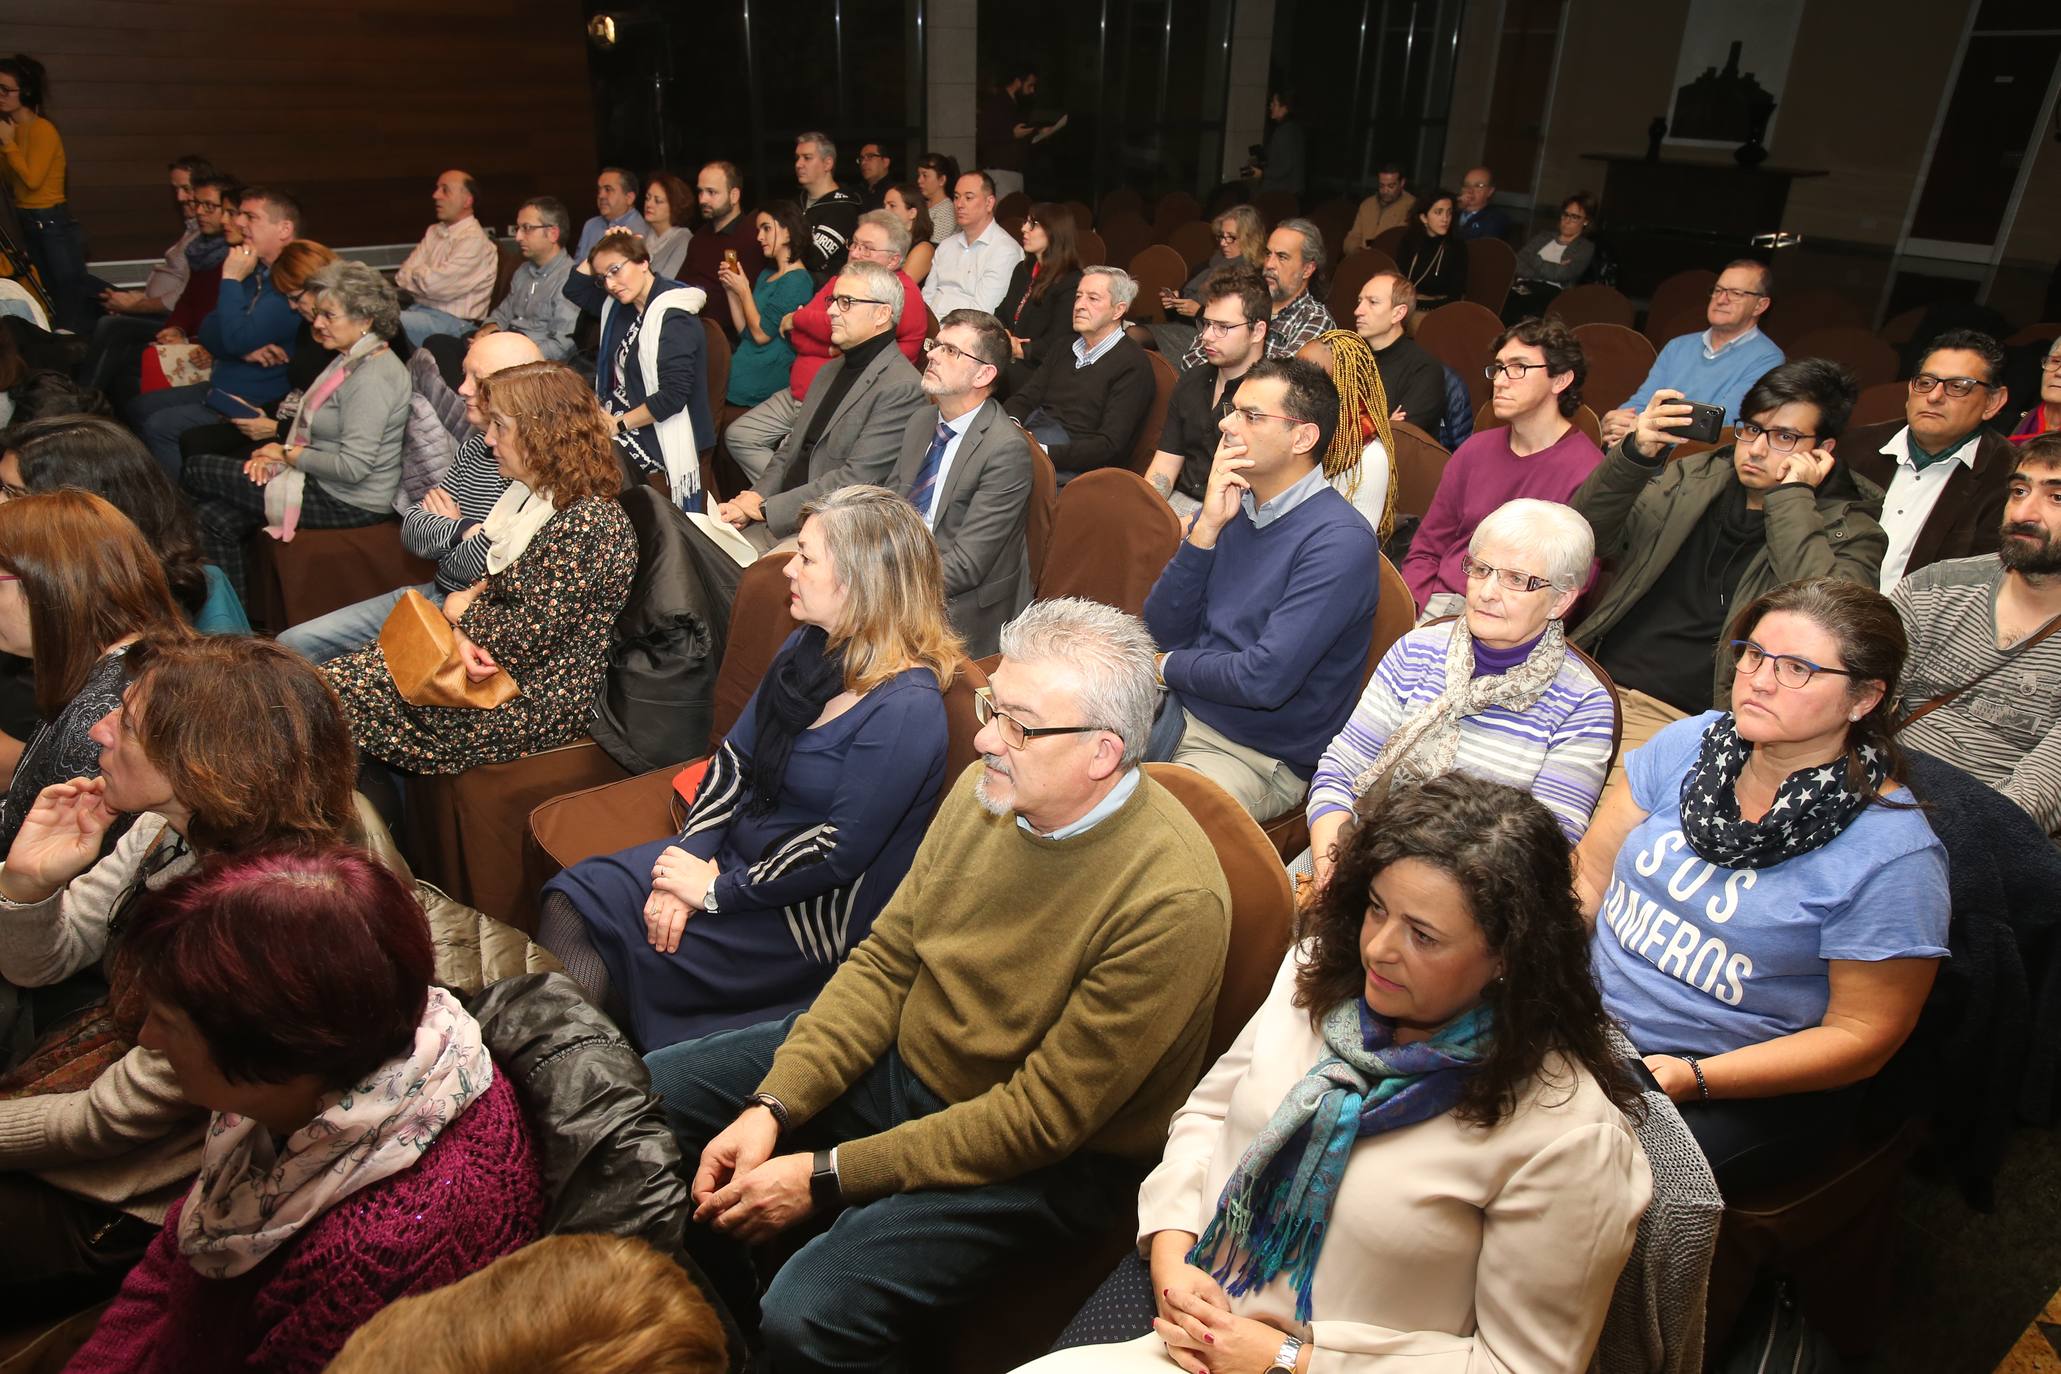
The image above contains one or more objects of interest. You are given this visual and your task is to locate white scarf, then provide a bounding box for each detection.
[600,283,706,509]
[176,986,492,1279]
[481,479,559,575]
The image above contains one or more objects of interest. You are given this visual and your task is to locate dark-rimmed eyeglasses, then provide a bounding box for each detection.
[973,687,1102,751]
[1909,373,1994,399]
[1460,556,1554,593]
[1710,286,1767,302]
[1734,420,1817,454]
[827,294,888,312]
[514,222,550,235]
[1730,640,1855,689]
[1483,360,1548,381]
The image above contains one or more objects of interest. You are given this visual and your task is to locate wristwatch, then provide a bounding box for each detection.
[810,1148,843,1213]
[1268,1334,1304,1373]
[701,882,721,915]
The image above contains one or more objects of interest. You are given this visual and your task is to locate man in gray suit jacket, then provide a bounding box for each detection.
[892,309,1035,656]
[718,259,926,544]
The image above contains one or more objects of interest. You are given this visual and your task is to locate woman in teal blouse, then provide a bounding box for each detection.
[717,200,816,410]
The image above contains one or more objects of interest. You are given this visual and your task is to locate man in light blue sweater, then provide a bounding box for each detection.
[1142,357,1382,819]
[1601,259,1785,446]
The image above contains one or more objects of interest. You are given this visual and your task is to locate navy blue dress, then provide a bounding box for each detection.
[547,649,949,1050]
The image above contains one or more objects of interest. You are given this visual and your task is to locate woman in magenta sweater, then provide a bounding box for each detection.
[65,845,544,1374]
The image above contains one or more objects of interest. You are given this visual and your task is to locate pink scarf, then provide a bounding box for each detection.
[263,335,388,541]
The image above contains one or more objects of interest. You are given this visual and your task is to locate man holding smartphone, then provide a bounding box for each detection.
[1570,359,1887,788]
[1600,260,1785,447]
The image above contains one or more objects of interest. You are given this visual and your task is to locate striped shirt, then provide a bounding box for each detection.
[1306,621,1617,842]
[1892,554,2061,835]
[398,434,510,593]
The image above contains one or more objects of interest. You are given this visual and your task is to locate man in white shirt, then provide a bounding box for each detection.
[921,172,1024,317]
[1842,328,2015,589]
[397,169,500,347]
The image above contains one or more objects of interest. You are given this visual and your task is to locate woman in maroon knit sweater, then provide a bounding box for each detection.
[64,845,544,1374]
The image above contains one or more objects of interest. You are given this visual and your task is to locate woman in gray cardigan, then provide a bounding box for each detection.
[179,260,411,599]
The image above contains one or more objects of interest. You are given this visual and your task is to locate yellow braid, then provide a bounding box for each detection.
[1315,329,1398,540]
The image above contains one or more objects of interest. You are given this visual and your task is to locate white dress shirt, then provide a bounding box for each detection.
[922,219,1025,316]
[1876,424,1982,590]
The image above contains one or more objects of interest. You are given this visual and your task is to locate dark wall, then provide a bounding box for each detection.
[5,0,597,260]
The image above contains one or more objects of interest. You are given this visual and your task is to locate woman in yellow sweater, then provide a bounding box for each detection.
[0,55,86,332]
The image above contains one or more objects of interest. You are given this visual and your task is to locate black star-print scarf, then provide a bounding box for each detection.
[1676,713,1889,869]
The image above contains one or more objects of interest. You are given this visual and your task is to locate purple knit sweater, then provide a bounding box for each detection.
[64,1071,544,1374]
[1401,423,1603,604]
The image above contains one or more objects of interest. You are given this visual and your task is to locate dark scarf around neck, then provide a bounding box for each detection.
[746,627,847,817]
[184,233,231,272]
[1677,712,1888,869]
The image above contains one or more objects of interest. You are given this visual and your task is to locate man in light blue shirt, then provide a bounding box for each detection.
[479,196,581,361]
[573,167,652,263]
[1601,259,1786,446]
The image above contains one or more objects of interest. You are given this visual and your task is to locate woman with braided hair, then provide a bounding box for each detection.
[1298,329,1398,540]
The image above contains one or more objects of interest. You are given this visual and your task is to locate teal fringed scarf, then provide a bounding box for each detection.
[1189,998,1492,1321]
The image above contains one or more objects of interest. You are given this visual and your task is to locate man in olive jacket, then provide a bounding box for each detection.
[1570,358,1886,771]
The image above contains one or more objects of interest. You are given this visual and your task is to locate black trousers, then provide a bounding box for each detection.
[1677,1083,1866,1194]
[0,1173,158,1313]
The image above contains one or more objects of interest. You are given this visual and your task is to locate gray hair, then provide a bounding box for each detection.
[307,259,400,341]
[522,195,571,242]
[856,208,911,263]
[837,260,904,329]
[997,598,1159,769]
[1467,498,1594,590]
[1081,266,1139,309]
[797,130,836,162]
[1274,217,1327,280]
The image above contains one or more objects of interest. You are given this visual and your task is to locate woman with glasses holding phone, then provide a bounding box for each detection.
[539,486,957,1053]
[1150,207,1264,360]
[1573,576,1947,1192]
[1302,499,1615,892]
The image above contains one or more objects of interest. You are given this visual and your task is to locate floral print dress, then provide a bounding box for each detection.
[326,497,637,774]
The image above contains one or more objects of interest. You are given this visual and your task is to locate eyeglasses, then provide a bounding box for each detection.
[597,260,637,280]
[973,687,1102,751]
[1022,217,1041,229]
[2042,355,2061,373]
[1734,419,1817,454]
[1729,640,1856,689]
[1197,317,1254,338]
[514,222,550,234]
[1460,556,1554,593]
[1909,373,1995,399]
[285,288,313,306]
[827,294,888,312]
[1216,230,1239,243]
[1559,210,1588,222]
[1710,286,1767,302]
[1229,405,1305,427]
[1483,360,1548,381]
[922,337,983,367]
[0,86,19,98]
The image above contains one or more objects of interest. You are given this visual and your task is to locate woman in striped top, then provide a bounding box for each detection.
[1306,499,1614,888]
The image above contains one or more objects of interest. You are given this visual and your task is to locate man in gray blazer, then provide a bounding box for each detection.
[892,309,1035,656]
[718,260,926,546]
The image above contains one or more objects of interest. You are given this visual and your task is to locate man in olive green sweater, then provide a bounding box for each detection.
[645,598,1232,1372]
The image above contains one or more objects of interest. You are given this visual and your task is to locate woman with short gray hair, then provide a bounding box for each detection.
[178,258,412,598]
[1302,498,1615,887]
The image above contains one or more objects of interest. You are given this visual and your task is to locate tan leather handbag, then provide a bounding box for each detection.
[378,588,520,710]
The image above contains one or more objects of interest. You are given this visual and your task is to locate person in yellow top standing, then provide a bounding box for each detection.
[0,54,87,332]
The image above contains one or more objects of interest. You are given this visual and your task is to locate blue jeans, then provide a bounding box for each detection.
[399,304,472,347]
[124,384,220,478]
[645,1016,1138,1373]
[17,205,90,333]
[276,583,440,662]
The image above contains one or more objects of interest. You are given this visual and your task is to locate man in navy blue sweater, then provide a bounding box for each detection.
[1143,357,1382,819]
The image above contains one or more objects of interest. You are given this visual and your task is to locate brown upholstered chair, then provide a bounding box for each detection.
[1075,229,1107,269]
[1546,283,1635,329]
[1126,244,1188,326]
[1036,469,1180,615]
[1097,186,1144,225]
[1151,190,1202,235]
[1023,430,1059,588]
[1642,267,1718,347]
[1849,379,1908,430]
[1463,236,1517,315]
[1369,224,1407,260]
[1878,305,1926,347]
[1784,325,1898,389]
[700,316,731,438]
[1761,287,1866,349]
[1099,214,1156,279]
[2006,321,2061,347]
[1163,219,1218,274]
[1253,190,1299,228]
[1128,351,1179,475]
[1308,199,1355,269]
[1389,420,1450,518]
[243,522,438,635]
[1063,200,1094,233]
[1414,301,1503,413]
[1471,399,1599,449]
[995,191,1032,223]
[1327,247,1397,324]
[1571,321,1659,417]
[492,241,521,308]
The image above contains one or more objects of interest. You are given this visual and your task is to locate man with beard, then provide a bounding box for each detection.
[677,161,766,336]
[1893,430,2061,837]
[887,309,1031,657]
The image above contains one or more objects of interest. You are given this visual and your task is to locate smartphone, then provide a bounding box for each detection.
[1678,401,1725,445]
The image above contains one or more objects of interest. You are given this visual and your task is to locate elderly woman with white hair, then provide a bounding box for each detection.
[1304,499,1614,887]
[178,258,411,598]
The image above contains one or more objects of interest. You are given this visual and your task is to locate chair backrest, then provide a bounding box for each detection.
[1416,301,1503,411]
[1153,190,1203,233]
[1143,763,1296,1064]
[1546,282,1635,329]
[1253,190,1300,228]
[923,299,940,342]
[1309,198,1356,267]
[1642,267,1717,346]
[1023,427,1059,588]
[1879,305,1927,347]
[1463,236,1517,314]
[1761,287,1866,349]
[1037,468,1180,615]
[1328,247,1397,325]
[699,317,731,444]
[1064,200,1095,234]
[940,657,991,787]
[996,190,1032,223]
[1370,224,1407,260]
[1165,220,1219,274]
[1567,640,1625,782]
[2006,321,2061,347]
[1127,244,1189,326]
[711,552,798,740]
[1571,321,1659,416]
[1849,379,1908,430]
[492,241,522,309]
[1573,404,1603,447]
[1388,420,1451,518]
[1098,186,1145,226]
[1130,351,1180,475]
[1785,325,1898,389]
[1370,554,1416,685]
[1100,213,1157,279]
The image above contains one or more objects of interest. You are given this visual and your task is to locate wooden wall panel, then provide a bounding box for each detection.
[0,0,599,260]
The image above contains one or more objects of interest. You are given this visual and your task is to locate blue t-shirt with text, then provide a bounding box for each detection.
[1592,711,1949,1057]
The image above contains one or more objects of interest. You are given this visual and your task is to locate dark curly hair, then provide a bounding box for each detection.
[1294,773,1638,1128]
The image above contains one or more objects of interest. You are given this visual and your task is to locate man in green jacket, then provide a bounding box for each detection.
[1570,358,1886,779]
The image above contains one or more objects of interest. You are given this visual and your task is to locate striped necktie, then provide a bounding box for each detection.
[908,418,953,517]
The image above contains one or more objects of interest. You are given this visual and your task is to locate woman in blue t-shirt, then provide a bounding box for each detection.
[1573,577,1949,1191]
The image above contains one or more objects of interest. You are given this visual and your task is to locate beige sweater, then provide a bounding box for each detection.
[0,815,206,1222]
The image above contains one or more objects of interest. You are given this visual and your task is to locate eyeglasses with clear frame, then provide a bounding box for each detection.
[1729,639,1856,689]
[1460,556,1554,593]
[1909,373,1994,399]
[921,337,983,368]
[1197,317,1254,338]
[973,687,1102,751]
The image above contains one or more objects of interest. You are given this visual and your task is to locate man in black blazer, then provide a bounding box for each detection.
[891,309,1034,657]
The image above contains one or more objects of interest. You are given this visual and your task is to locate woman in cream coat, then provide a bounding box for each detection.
[1023,774,1650,1374]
